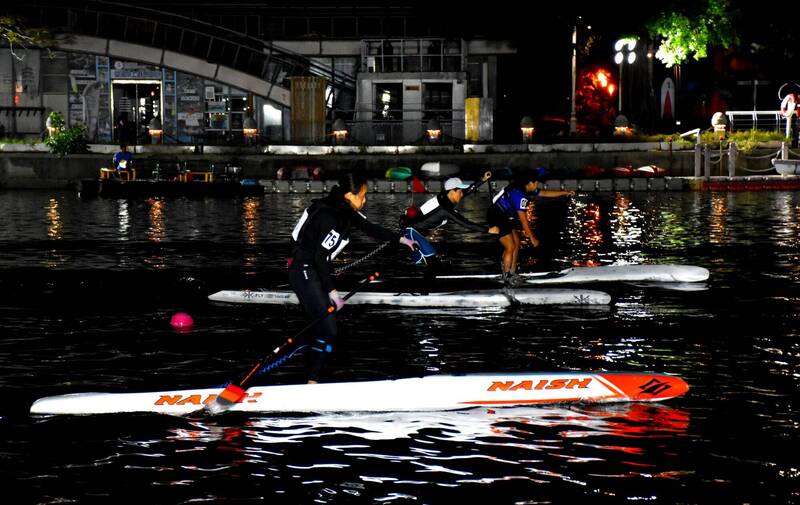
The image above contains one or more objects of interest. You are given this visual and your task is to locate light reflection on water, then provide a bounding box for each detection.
[146,197,166,243]
[46,197,61,240]
[1,189,799,504]
[159,403,689,482]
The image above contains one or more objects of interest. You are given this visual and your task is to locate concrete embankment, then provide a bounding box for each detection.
[0,142,786,190]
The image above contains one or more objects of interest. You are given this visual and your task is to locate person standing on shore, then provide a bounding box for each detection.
[288,173,417,383]
[488,169,574,287]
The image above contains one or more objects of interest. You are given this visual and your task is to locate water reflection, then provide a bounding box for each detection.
[242,197,262,274]
[167,403,689,460]
[709,193,728,244]
[772,192,800,250]
[44,197,67,268]
[144,198,166,269]
[46,198,61,240]
[241,197,261,246]
[117,200,130,239]
[610,193,642,264]
[567,199,604,266]
[146,198,166,243]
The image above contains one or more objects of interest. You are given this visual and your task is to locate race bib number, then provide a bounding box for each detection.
[321,229,340,250]
[519,197,529,210]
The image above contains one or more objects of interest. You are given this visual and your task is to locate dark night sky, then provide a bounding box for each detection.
[25,0,799,132]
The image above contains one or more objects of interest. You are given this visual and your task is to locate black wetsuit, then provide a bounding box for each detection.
[402,192,487,278]
[288,195,398,381]
[404,192,487,235]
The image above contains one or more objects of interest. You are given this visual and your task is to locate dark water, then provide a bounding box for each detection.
[1,189,798,504]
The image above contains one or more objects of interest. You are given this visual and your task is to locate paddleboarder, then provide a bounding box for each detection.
[288,173,417,384]
[488,169,574,287]
[401,176,500,269]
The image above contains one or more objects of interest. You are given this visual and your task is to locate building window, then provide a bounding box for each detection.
[374,83,402,120]
[423,82,452,121]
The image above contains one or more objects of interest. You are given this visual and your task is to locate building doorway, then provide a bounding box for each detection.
[112,80,161,144]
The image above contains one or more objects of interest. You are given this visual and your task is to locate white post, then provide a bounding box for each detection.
[569,24,577,134]
[782,141,789,160]
[694,140,702,177]
[728,142,737,177]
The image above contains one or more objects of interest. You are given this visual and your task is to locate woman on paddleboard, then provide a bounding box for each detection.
[288,173,417,383]
[488,169,574,287]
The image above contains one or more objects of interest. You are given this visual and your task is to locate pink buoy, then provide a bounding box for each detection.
[170,312,194,329]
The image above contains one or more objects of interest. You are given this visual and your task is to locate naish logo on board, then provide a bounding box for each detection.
[488,378,592,391]
[154,392,262,406]
[638,378,672,395]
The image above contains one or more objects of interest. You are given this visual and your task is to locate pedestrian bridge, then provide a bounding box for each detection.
[13,3,356,107]
[56,34,291,106]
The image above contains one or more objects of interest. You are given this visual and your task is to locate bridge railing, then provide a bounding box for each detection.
[12,3,356,97]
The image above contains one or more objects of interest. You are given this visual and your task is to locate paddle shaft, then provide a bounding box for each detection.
[464,167,512,198]
[204,272,380,413]
[463,170,492,197]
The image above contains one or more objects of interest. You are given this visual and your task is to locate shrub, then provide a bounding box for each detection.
[44,124,89,156]
[46,111,65,130]
[700,130,787,153]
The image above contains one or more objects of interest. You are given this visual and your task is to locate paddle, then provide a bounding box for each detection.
[200,271,380,416]
[464,167,512,197]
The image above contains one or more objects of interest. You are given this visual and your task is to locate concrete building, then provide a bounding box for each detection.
[0,3,515,145]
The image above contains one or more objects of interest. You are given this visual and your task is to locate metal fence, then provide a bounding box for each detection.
[724,111,784,132]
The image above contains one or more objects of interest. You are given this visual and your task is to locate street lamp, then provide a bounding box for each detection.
[711,112,728,139]
[243,116,258,144]
[614,114,632,136]
[570,17,590,134]
[614,38,637,113]
[148,116,163,144]
[426,117,442,143]
[520,116,534,143]
[332,118,348,145]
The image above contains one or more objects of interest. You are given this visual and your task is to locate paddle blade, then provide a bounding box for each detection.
[203,383,247,415]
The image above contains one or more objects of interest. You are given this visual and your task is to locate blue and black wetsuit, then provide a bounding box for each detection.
[487,186,539,237]
[288,195,398,382]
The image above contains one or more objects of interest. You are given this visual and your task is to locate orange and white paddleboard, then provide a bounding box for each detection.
[30,373,688,416]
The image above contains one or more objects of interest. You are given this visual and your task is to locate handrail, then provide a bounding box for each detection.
[9,2,355,94]
[87,1,356,89]
[724,110,784,133]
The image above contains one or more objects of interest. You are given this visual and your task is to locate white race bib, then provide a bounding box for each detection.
[321,229,340,250]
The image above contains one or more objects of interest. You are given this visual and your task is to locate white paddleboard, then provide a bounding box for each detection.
[30,372,689,415]
[438,264,709,284]
[208,288,611,306]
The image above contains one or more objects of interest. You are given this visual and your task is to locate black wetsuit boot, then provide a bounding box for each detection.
[422,255,443,294]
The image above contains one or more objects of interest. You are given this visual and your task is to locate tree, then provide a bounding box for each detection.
[648,0,737,67]
[0,15,54,60]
